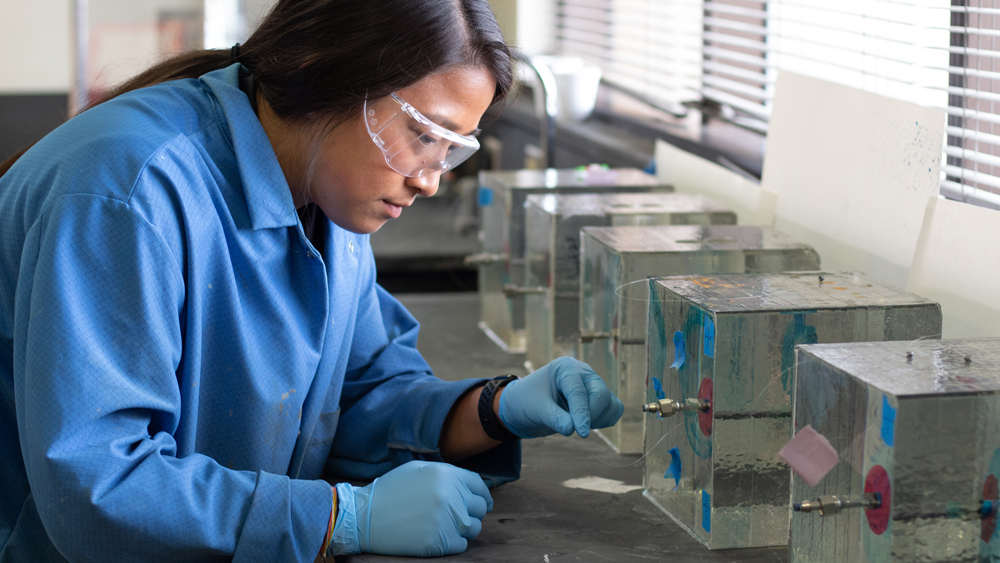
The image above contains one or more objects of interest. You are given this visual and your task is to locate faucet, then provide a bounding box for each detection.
[511,50,558,168]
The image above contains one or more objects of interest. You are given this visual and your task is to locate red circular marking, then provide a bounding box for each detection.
[864,465,892,535]
[697,378,713,436]
[983,474,998,542]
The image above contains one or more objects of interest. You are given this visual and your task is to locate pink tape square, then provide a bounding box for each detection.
[778,424,840,487]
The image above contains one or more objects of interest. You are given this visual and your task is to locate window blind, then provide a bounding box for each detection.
[702,0,769,122]
[555,0,703,106]
[555,0,1000,208]
[944,0,1000,207]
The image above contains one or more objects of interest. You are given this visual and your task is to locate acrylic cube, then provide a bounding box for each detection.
[475,168,671,353]
[524,192,736,371]
[791,338,1000,563]
[579,225,820,454]
[643,271,942,549]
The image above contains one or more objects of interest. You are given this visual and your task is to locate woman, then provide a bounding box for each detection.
[0,0,623,561]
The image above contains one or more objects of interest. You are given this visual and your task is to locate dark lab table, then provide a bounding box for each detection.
[341,293,788,563]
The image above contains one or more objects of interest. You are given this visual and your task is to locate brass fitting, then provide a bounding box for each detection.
[641,398,709,417]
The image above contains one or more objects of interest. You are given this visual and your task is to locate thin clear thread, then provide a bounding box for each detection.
[595,419,684,467]
[904,333,946,358]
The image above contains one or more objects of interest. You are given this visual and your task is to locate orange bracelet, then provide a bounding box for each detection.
[319,487,337,557]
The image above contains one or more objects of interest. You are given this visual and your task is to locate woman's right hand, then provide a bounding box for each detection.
[353,460,492,556]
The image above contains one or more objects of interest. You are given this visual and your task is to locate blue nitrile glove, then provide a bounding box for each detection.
[498,356,625,438]
[335,460,493,557]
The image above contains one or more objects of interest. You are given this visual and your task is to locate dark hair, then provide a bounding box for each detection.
[0,0,512,177]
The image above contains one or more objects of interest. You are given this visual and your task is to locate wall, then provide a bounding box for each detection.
[0,0,226,158]
[0,0,73,94]
[0,0,73,158]
[488,0,555,55]
[85,0,203,99]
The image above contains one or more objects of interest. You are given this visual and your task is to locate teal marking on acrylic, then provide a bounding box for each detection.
[677,310,711,459]
[701,490,712,533]
[652,377,666,401]
[989,450,1000,539]
[703,317,715,358]
[881,395,896,446]
[982,501,997,519]
[946,502,964,519]
[981,448,1000,562]
[671,331,686,369]
[648,281,668,374]
[477,186,493,206]
[666,447,681,490]
[780,313,818,393]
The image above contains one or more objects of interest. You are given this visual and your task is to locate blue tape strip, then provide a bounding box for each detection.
[703,318,715,358]
[670,331,686,369]
[702,490,712,533]
[881,395,896,447]
[478,187,493,207]
[985,448,1000,560]
[665,447,681,489]
[652,377,666,401]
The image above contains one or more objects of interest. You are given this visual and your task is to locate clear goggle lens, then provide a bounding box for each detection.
[364,94,480,178]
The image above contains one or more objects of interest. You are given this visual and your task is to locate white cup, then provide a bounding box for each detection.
[533,55,603,123]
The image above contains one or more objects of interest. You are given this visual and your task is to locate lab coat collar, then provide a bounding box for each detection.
[200,63,299,230]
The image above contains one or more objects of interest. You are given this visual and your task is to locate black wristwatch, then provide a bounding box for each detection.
[477,375,520,441]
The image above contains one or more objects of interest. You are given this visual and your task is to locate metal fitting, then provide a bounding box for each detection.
[981,500,997,519]
[793,493,881,516]
[579,330,611,343]
[502,284,547,296]
[463,252,506,266]
[642,398,709,417]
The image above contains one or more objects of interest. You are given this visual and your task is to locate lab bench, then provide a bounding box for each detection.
[339,292,788,563]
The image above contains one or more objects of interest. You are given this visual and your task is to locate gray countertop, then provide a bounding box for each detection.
[340,292,788,563]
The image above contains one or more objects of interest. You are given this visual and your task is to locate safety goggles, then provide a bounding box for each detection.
[363,93,480,178]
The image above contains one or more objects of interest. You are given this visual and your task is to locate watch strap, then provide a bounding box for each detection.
[477,375,520,441]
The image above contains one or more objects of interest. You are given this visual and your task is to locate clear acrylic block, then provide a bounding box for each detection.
[579,225,820,454]
[524,193,736,371]
[475,168,671,353]
[643,271,942,549]
[791,338,1000,563]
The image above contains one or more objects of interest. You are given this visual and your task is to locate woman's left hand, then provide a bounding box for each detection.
[497,357,625,439]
